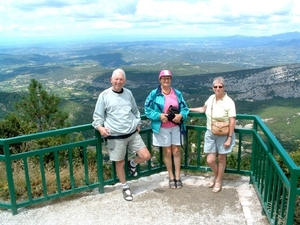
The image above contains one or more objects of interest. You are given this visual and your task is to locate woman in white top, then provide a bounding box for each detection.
[189,76,236,193]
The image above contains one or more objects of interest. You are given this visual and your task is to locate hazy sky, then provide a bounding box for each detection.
[0,0,300,44]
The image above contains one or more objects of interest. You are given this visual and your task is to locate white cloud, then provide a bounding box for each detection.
[92,21,133,29]
[0,0,299,43]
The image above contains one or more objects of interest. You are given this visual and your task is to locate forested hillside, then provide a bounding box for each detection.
[1,33,300,150]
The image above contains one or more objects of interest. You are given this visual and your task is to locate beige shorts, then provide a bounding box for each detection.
[106,132,146,161]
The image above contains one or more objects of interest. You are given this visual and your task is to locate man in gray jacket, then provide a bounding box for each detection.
[92,68,151,201]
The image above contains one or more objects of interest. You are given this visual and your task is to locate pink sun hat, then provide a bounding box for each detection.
[158,70,172,79]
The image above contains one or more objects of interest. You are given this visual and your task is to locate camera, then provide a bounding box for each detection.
[166,105,181,124]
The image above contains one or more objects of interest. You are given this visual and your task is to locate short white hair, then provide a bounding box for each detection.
[213,76,225,86]
[112,68,126,79]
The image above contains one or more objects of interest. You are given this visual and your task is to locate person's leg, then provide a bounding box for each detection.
[163,146,174,179]
[206,153,218,187]
[128,133,151,176]
[115,160,133,201]
[134,146,151,164]
[210,154,226,193]
[128,133,151,164]
[166,126,182,187]
[152,127,175,188]
[128,146,151,176]
[172,145,181,179]
[107,139,132,201]
[169,126,182,180]
[106,139,127,183]
[215,154,227,183]
[206,153,218,177]
[172,144,182,188]
[115,160,126,184]
[203,130,218,187]
[212,134,235,192]
[163,146,176,189]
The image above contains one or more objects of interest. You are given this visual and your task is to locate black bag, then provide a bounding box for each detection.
[166,105,181,125]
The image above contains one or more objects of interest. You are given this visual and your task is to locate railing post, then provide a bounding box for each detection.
[250,130,257,183]
[3,142,18,215]
[285,171,298,224]
[183,130,188,168]
[95,130,104,193]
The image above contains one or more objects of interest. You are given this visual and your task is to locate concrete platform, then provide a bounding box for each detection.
[0,172,269,225]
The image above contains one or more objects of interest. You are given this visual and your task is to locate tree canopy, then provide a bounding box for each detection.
[0,79,70,139]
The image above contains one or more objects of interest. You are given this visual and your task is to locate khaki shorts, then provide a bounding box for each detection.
[106,132,146,161]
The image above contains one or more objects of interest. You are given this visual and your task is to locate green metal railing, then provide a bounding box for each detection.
[0,113,299,224]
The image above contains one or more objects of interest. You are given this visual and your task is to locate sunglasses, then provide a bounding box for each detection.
[213,86,223,89]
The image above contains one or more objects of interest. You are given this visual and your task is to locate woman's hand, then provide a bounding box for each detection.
[173,114,182,123]
[161,113,168,123]
[224,136,231,148]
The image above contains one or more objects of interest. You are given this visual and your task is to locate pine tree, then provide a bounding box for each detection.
[14,79,69,132]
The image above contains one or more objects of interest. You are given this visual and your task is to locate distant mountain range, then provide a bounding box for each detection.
[178,64,300,101]
[1,31,300,115]
[91,63,300,103]
[198,31,300,48]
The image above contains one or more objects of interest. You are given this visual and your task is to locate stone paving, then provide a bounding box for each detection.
[0,172,269,225]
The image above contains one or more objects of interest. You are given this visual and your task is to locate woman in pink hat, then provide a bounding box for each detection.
[144,70,189,189]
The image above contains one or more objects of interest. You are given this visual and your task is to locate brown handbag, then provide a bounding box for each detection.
[211,97,229,136]
[211,121,229,136]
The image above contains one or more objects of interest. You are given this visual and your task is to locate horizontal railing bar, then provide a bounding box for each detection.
[9,139,97,160]
[0,124,93,145]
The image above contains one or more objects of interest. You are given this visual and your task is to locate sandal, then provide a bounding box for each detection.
[122,188,133,201]
[208,178,216,188]
[169,179,176,189]
[212,183,222,193]
[175,179,183,189]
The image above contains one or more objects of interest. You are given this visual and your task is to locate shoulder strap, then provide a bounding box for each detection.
[211,96,215,121]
